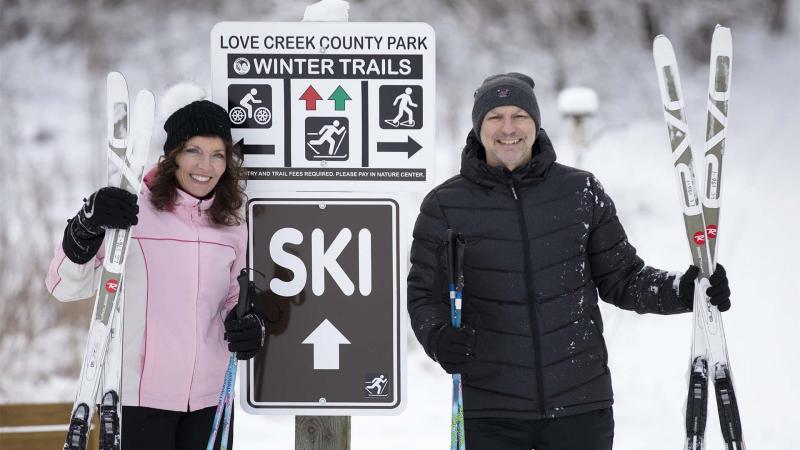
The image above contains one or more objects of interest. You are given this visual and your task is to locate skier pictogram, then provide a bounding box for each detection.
[227,84,272,128]
[364,374,390,397]
[379,85,423,130]
[305,117,349,161]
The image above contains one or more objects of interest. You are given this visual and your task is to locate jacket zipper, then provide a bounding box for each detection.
[506,175,548,415]
[186,204,200,409]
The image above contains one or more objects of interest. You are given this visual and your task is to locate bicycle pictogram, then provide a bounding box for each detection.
[227,84,272,128]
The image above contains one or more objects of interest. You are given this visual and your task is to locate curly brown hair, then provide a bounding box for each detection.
[149,138,247,226]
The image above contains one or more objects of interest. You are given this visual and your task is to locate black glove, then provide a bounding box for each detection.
[224,309,266,360]
[433,325,477,374]
[62,187,139,264]
[678,264,731,312]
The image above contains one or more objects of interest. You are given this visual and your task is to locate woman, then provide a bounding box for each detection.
[46,85,264,449]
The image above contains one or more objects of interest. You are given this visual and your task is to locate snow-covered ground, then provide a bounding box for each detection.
[2,1,799,449]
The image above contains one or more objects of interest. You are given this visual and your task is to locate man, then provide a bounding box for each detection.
[407,73,731,450]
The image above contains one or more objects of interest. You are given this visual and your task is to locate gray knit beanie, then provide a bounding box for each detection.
[471,72,541,141]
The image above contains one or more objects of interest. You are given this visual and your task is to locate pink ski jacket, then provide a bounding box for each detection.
[46,169,247,411]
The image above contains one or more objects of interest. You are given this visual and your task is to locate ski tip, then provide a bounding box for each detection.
[135,88,156,101]
[712,25,731,36]
[107,71,126,85]
[652,35,672,50]
[134,89,156,114]
[712,26,733,52]
[652,35,676,65]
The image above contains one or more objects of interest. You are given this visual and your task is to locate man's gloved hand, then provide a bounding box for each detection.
[62,187,139,264]
[678,264,732,312]
[224,309,266,360]
[433,325,477,374]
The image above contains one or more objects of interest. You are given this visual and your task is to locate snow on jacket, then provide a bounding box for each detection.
[46,168,247,412]
[407,129,690,420]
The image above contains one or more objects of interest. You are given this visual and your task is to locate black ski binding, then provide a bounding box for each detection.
[98,391,121,450]
[64,403,90,450]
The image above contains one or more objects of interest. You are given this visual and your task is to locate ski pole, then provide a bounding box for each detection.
[207,269,253,450]
[446,229,466,450]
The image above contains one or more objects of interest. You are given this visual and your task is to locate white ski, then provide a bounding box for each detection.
[653,26,744,450]
[64,73,154,450]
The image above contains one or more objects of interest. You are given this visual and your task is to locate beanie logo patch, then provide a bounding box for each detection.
[496,88,511,98]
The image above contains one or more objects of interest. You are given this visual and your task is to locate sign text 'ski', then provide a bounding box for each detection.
[211,23,435,192]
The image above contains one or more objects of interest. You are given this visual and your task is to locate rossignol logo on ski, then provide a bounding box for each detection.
[105,279,119,293]
[692,231,706,246]
[706,224,717,239]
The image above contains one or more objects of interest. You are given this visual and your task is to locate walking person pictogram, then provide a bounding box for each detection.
[379,85,423,130]
[386,87,418,127]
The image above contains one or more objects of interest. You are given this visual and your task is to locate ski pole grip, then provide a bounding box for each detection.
[454,234,466,292]
[236,268,250,319]
[445,229,455,286]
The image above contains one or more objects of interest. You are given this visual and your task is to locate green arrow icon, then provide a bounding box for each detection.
[328,85,352,111]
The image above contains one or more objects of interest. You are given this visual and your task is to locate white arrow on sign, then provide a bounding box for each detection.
[302,319,351,370]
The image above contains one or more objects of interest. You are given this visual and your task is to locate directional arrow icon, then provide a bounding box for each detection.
[299,86,323,110]
[302,319,351,370]
[376,136,423,158]
[328,85,352,111]
[234,138,275,155]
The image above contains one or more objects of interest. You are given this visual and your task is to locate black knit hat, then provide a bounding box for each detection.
[162,100,232,153]
[472,72,541,141]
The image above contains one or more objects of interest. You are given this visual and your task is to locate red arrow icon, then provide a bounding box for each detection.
[299,85,323,110]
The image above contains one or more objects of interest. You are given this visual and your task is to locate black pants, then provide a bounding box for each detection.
[121,405,234,450]
[465,408,614,450]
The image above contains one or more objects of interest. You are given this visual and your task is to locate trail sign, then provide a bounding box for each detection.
[210,22,435,192]
[241,197,405,415]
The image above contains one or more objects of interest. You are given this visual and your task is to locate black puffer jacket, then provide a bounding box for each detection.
[407,129,690,420]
